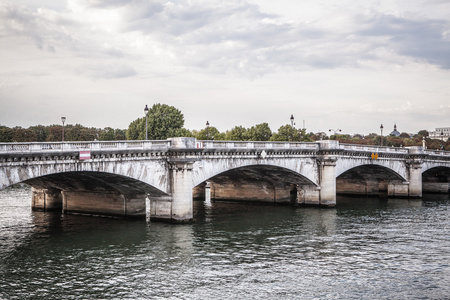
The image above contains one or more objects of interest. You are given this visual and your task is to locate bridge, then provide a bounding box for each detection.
[1,137,449,222]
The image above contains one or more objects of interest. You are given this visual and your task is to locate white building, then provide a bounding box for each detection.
[429,127,450,141]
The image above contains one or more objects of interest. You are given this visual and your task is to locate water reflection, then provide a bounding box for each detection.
[0,186,449,299]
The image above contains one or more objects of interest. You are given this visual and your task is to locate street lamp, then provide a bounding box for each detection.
[329,128,341,140]
[206,121,210,140]
[329,129,341,135]
[289,114,296,142]
[380,124,384,146]
[144,105,149,140]
[61,117,66,142]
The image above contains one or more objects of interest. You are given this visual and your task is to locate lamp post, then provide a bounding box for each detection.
[328,128,341,140]
[290,115,295,141]
[206,121,210,140]
[61,117,66,142]
[144,105,149,140]
[441,131,444,150]
[380,124,384,146]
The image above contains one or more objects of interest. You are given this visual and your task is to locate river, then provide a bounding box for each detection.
[0,185,449,299]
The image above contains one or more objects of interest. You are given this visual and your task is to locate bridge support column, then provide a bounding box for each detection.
[62,191,146,218]
[318,157,337,207]
[165,160,195,223]
[297,186,320,206]
[32,187,62,211]
[407,159,423,198]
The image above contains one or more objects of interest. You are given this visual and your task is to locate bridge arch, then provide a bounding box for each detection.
[22,171,168,197]
[336,158,408,180]
[336,164,408,197]
[192,162,318,204]
[192,157,318,187]
[0,159,169,194]
[422,166,450,194]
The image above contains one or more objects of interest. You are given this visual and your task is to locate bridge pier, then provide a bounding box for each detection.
[32,187,62,211]
[297,186,320,206]
[407,163,423,198]
[318,156,338,207]
[166,161,194,223]
[61,191,146,218]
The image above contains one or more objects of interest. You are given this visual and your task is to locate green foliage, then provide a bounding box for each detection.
[226,126,248,141]
[99,127,115,141]
[417,130,428,137]
[65,124,98,141]
[126,118,142,140]
[126,103,186,140]
[114,129,126,140]
[46,125,63,141]
[247,123,272,141]
[29,125,49,142]
[399,132,410,138]
[0,126,14,142]
[270,125,300,141]
[172,128,194,138]
[12,127,37,142]
[196,126,221,140]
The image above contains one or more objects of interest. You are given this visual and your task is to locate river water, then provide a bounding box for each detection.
[0,185,449,299]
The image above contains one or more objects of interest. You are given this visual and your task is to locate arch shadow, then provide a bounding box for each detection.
[193,164,317,204]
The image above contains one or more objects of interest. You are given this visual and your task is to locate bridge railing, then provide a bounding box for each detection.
[339,144,409,154]
[0,140,171,154]
[424,149,450,157]
[200,140,319,150]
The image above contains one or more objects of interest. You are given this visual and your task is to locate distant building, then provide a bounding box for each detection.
[429,127,450,141]
[389,124,401,137]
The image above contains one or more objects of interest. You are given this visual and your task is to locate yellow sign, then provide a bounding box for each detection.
[371,153,378,160]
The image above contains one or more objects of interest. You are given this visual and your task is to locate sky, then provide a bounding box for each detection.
[0,0,449,136]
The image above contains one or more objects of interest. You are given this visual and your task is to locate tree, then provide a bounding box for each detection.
[46,125,63,141]
[114,129,126,140]
[270,125,300,141]
[12,127,37,142]
[417,130,429,137]
[126,118,142,140]
[99,127,116,141]
[29,125,49,142]
[0,126,14,142]
[399,132,410,138]
[126,103,186,140]
[172,128,194,138]
[196,126,221,140]
[226,126,248,141]
[65,124,97,141]
[247,123,272,141]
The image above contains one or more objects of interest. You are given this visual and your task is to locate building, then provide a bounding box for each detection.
[429,127,450,141]
[389,124,401,137]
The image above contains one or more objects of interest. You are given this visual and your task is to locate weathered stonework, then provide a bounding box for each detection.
[1,138,450,223]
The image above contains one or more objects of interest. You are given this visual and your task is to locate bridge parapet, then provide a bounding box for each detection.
[200,140,319,150]
[0,140,171,154]
[424,149,450,157]
[340,143,409,154]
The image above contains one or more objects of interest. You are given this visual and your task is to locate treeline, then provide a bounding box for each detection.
[0,103,448,150]
[327,132,449,151]
[0,124,126,143]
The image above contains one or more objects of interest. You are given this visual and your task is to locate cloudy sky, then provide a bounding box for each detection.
[1,0,449,135]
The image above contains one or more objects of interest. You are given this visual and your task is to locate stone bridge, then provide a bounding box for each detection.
[1,138,449,222]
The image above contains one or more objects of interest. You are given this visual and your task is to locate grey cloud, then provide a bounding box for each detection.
[358,14,450,68]
[82,63,137,79]
[0,2,76,53]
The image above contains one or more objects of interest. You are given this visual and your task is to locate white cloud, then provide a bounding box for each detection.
[0,0,449,134]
